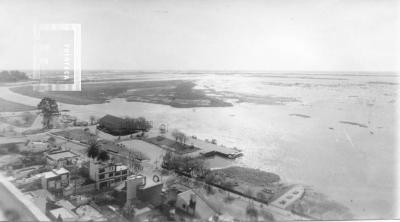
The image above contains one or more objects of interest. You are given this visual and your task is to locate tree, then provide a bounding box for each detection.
[48,136,56,145]
[261,209,275,222]
[162,151,173,169]
[89,116,96,125]
[87,139,100,159]
[257,191,267,201]
[171,129,180,142]
[171,129,187,146]
[97,150,110,162]
[37,97,59,129]
[246,203,258,222]
[181,133,188,146]
[22,112,35,124]
[245,188,254,203]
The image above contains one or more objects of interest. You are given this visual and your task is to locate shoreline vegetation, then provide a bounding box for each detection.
[0,70,29,82]
[9,79,301,108]
[289,113,311,118]
[10,80,232,108]
[339,121,368,128]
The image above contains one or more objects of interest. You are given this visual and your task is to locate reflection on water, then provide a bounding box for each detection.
[4,73,399,218]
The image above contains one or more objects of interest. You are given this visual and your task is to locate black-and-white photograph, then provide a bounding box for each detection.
[0,0,398,221]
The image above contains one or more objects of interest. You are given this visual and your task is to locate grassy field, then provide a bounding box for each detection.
[289,188,353,220]
[214,166,280,185]
[144,136,200,154]
[209,166,283,203]
[0,98,36,112]
[11,80,232,108]
[0,112,37,127]
[53,128,95,144]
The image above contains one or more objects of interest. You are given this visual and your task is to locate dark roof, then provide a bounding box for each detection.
[98,115,125,129]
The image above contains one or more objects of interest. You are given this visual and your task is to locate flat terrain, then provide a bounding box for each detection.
[10,80,232,108]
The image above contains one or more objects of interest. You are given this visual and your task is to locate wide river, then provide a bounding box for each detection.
[1,72,398,218]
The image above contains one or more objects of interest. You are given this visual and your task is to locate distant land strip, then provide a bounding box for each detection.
[339,121,368,128]
[289,114,311,118]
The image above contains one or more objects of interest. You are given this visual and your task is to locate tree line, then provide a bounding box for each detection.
[123,117,152,133]
[0,70,29,82]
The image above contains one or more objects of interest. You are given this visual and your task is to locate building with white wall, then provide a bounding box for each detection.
[89,160,128,190]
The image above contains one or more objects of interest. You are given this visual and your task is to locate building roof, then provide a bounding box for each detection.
[49,207,78,221]
[42,168,70,179]
[47,151,78,161]
[53,168,69,175]
[177,190,217,219]
[43,171,58,179]
[98,114,125,129]
[55,200,76,212]
[75,205,106,221]
[115,165,128,171]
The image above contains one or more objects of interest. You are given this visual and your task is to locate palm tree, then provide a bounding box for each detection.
[87,139,100,159]
[97,150,110,162]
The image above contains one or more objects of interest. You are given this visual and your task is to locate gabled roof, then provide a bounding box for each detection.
[98,114,125,127]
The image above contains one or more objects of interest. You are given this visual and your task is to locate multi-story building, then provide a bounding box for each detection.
[41,168,70,193]
[89,161,128,190]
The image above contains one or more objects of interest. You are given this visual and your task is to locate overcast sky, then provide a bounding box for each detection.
[0,0,398,71]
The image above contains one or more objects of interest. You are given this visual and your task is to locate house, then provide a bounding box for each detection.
[46,150,79,167]
[48,207,78,222]
[41,168,70,193]
[98,114,128,135]
[125,174,164,206]
[75,205,107,221]
[89,161,128,190]
[175,190,217,220]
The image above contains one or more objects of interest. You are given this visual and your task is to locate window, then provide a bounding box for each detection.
[182,204,186,209]
[109,173,114,177]
[122,170,127,175]
[99,168,105,173]
[48,180,55,188]
[99,174,105,180]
